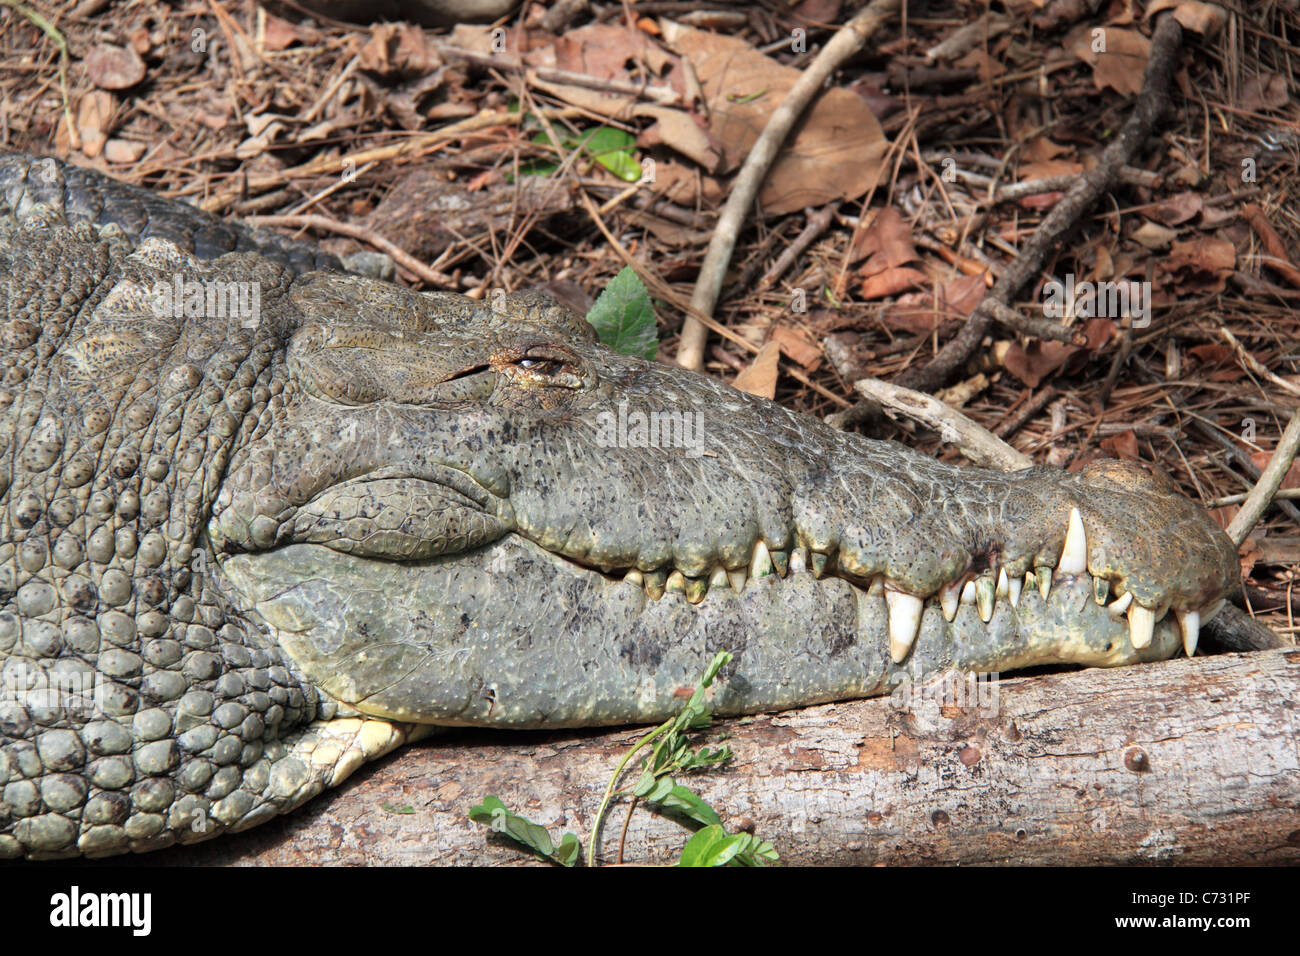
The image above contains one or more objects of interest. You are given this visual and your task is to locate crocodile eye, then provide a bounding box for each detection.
[517,358,561,374]
[498,345,589,389]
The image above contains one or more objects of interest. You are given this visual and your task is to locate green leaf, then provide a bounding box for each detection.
[657,784,723,828]
[581,126,641,181]
[678,825,747,867]
[632,769,657,798]
[555,832,582,866]
[380,803,415,814]
[702,651,732,686]
[468,795,579,865]
[586,266,658,359]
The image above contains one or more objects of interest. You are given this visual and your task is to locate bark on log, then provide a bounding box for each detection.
[110,649,1300,866]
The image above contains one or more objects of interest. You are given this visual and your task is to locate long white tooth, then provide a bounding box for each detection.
[1176,609,1200,657]
[727,567,748,592]
[976,575,996,623]
[1008,574,1022,608]
[1059,507,1088,575]
[939,579,961,621]
[749,541,773,578]
[1037,567,1052,599]
[886,589,924,664]
[1107,591,1133,615]
[960,580,977,605]
[789,548,808,574]
[996,568,1009,599]
[1128,602,1156,649]
[623,569,645,587]
[709,567,730,591]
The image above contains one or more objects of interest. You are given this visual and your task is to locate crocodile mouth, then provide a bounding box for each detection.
[535,504,1223,664]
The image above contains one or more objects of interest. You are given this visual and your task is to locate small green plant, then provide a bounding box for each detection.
[520,124,641,182]
[469,651,778,867]
[585,266,659,360]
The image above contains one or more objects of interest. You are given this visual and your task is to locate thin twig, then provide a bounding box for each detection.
[756,202,839,292]
[1219,327,1300,399]
[853,377,1032,469]
[243,214,454,285]
[675,0,901,371]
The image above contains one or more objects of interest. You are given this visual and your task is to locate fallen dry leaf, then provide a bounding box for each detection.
[1147,0,1228,37]
[1240,73,1289,112]
[860,266,927,301]
[660,21,887,215]
[1001,339,1078,388]
[852,207,917,274]
[554,23,673,78]
[1068,25,1150,96]
[1101,429,1141,460]
[262,14,312,51]
[359,23,440,76]
[1164,236,1236,290]
[732,340,781,398]
[85,44,146,91]
[769,326,822,370]
[1147,191,1202,226]
[1132,221,1181,249]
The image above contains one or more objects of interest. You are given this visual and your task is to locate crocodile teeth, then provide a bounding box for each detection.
[976,574,996,623]
[1037,567,1053,599]
[709,567,730,592]
[811,551,829,579]
[1128,602,1156,649]
[885,589,924,663]
[769,549,789,577]
[996,568,1009,600]
[939,579,962,622]
[789,548,808,574]
[644,569,666,600]
[686,575,709,604]
[1176,609,1199,657]
[960,580,977,605]
[867,575,885,598]
[750,541,773,579]
[1008,574,1022,608]
[1059,507,1088,575]
[666,570,687,594]
[1107,591,1133,615]
[1093,576,1110,605]
[623,569,645,587]
[727,567,748,592]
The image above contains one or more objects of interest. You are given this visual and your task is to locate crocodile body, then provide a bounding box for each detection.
[0,153,1239,859]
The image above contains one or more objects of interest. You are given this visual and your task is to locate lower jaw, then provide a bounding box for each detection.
[216,534,1184,730]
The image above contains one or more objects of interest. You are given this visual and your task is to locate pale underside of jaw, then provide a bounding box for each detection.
[588,508,1223,664]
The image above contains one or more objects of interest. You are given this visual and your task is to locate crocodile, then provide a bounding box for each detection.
[0,152,1239,860]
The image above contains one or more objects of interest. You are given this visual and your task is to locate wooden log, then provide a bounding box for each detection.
[119,648,1300,866]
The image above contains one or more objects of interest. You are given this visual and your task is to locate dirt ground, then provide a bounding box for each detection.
[1,0,1297,635]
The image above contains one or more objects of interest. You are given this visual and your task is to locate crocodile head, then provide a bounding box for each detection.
[208,273,1239,728]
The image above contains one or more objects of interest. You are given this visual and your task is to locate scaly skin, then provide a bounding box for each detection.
[0,154,1239,859]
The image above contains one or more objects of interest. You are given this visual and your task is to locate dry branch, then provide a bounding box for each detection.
[891,12,1186,395]
[674,0,901,371]
[136,649,1300,866]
